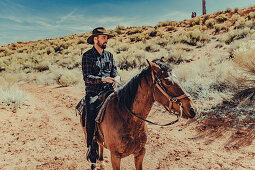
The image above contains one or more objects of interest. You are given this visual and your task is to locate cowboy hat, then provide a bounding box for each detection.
[87,27,113,44]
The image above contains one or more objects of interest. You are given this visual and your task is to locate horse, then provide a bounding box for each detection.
[80,59,196,170]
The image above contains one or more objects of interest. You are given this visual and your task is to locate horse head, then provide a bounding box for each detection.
[147,59,196,119]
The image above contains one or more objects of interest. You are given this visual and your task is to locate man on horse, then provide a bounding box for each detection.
[82,27,120,163]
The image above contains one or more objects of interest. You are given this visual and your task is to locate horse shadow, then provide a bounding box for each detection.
[188,88,255,150]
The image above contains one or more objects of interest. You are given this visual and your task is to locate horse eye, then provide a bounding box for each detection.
[164,78,172,85]
[165,81,172,85]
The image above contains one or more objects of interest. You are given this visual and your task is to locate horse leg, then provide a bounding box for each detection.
[110,153,121,170]
[134,147,145,170]
[99,144,105,170]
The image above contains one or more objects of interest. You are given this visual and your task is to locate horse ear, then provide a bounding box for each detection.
[146,59,161,72]
[146,59,151,67]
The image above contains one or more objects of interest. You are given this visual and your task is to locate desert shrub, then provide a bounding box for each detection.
[144,40,160,52]
[233,40,255,77]
[220,27,255,44]
[45,47,54,55]
[225,8,232,13]
[165,48,187,64]
[214,23,229,34]
[77,38,86,44]
[115,42,129,53]
[235,17,246,29]
[153,36,169,47]
[201,15,209,25]
[115,25,125,35]
[157,21,177,27]
[117,68,141,84]
[166,26,176,32]
[245,20,254,28]
[205,18,216,28]
[54,42,69,53]
[216,14,228,23]
[34,60,50,72]
[234,8,239,13]
[164,43,193,64]
[187,25,205,32]
[0,47,13,56]
[148,30,157,37]
[127,27,142,35]
[230,14,240,24]
[116,50,143,70]
[0,77,28,110]
[130,33,144,43]
[115,47,155,70]
[248,12,255,20]
[173,56,242,112]
[171,29,209,46]
[58,69,82,87]
[189,17,200,27]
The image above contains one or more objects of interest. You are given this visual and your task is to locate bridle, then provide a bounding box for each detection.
[151,69,190,118]
[126,69,191,126]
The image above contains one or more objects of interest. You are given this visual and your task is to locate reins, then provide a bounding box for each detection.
[126,70,189,126]
[126,107,179,126]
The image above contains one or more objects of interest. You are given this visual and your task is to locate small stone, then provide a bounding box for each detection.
[175,157,180,161]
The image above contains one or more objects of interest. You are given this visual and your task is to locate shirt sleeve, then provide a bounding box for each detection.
[82,53,102,84]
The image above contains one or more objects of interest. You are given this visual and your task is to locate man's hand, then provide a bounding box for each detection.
[102,77,120,88]
[101,77,115,84]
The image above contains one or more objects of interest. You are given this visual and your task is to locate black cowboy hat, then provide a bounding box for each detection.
[87,27,113,45]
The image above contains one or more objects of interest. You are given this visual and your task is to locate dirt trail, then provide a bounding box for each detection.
[0,85,254,169]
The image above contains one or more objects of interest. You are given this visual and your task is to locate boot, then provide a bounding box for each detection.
[86,142,99,163]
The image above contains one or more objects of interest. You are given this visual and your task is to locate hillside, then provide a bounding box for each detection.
[0,5,255,169]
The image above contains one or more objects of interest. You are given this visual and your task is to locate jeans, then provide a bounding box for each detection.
[85,93,100,147]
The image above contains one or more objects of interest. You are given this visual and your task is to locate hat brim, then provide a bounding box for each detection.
[87,33,114,45]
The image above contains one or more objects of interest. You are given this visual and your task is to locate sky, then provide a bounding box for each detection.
[0,0,254,46]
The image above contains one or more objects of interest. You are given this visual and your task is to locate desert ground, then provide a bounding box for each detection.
[1,5,255,170]
[0,84,254,170]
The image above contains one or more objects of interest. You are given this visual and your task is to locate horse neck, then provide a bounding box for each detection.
[130,73,154,119]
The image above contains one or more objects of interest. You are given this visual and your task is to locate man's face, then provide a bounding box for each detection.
[95,34,108,49]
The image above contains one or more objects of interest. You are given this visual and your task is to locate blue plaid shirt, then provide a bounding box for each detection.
[82,46,119,95]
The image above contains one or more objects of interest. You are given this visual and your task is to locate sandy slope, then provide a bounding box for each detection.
[0,85,254,170]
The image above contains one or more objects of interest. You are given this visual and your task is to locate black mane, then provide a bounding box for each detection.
[152,60,172,72]
[116,60,172,109]
[116,67,151,109]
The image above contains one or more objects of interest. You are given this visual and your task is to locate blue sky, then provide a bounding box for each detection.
[0,0,254,46]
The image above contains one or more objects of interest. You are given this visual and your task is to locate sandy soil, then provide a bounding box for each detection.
[0,84,254,170]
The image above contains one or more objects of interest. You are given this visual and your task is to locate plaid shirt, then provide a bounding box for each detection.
[82,46,119,95]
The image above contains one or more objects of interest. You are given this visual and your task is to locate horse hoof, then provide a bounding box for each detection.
[91,163,96,170]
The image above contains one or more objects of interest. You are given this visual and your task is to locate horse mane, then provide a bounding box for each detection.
[152,59,172,72]
[116,60,172,110]
[116,67,151,109]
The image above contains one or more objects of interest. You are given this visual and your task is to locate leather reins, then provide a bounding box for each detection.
[126,69,190,126]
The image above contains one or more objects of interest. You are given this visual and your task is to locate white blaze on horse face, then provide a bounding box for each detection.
[165,72,178,84]
[165,72,189,94]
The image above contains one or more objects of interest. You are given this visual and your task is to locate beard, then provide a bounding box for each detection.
[98,41,107,49]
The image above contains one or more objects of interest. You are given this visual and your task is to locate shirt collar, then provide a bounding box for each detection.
[92,46,105,57]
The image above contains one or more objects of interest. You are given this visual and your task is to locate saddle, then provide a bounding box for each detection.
[95,91,115,124]
[75,89,114,127]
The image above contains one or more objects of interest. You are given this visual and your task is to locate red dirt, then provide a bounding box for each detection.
[0,85,254,169]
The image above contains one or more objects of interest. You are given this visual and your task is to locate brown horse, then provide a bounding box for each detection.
[80,59,196,170]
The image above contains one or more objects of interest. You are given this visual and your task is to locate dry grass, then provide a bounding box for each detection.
[173,55,244,112]
[1,5,255,113]
[0,77,28,110]
[233,39,255,77]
